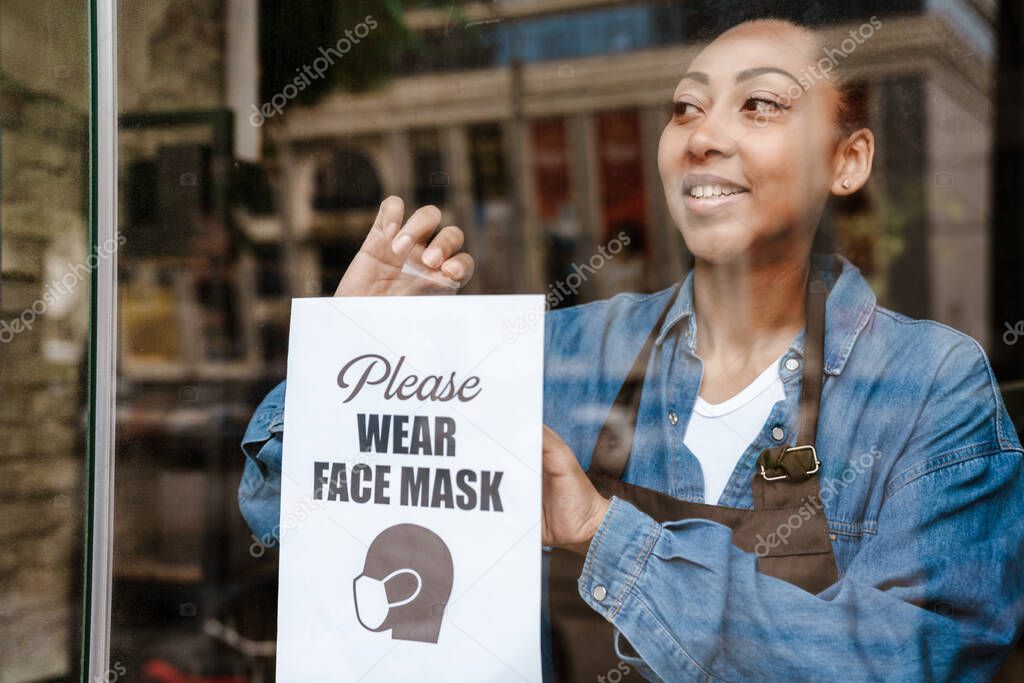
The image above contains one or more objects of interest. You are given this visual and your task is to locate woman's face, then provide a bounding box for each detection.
[658,22,841,264]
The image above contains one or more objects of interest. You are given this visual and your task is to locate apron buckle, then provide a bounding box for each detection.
[759,445,820,482]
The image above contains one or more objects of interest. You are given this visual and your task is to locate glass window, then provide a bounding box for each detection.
[9,1,1020,680]
[104,1,1024,678]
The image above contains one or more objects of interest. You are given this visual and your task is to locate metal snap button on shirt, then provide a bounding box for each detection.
[785,358,800,371]
[771,426,786,441]
[668,410,679,425]
[592,585,608,601]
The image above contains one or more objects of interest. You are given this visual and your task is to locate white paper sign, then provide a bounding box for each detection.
[277,295,545,683]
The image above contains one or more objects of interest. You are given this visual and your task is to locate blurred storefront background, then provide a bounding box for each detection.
[2,0,1023,681]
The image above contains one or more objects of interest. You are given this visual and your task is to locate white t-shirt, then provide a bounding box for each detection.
[683,356,786,504]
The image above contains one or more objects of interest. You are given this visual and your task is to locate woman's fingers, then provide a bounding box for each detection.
[392,204,442,257]
[542,426,575,474]
[339,196,477,296]
[359,196,406,267]
[421,225,465,268]
[374,195,405,240]
[440,252,475,284]
[343,197,476,294]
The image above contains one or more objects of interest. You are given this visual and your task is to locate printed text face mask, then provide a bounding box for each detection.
[353,568,422,630]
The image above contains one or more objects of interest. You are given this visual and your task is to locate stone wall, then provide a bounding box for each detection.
[1,1,91,681]
[0,76,90,683]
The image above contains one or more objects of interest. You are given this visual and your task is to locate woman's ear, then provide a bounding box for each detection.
[831,128,874,195]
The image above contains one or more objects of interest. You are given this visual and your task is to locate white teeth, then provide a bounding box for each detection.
[687,183,745,199]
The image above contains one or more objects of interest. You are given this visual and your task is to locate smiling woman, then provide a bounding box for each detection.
[659,19,874,272]
[233,6,1024,683]
[537,19,1023,681]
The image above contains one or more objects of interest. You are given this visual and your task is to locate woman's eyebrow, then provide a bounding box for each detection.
[735,66,800,87]
[680,67,800,88]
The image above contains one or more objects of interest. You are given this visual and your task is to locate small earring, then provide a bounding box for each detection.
[841,177,852,189]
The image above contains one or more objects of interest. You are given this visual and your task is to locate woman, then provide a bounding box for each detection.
[238,18,1024,681]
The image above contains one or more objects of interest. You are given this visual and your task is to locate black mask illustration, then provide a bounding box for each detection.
[353,523,454,643]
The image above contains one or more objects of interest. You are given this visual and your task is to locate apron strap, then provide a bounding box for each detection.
[796,271,826,448]
[588,280,682,480]
[752,263,835,508]
[754,267,827,484]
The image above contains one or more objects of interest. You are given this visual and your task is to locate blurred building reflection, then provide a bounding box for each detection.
[271,0,996,343]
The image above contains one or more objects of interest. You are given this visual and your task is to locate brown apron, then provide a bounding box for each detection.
[548,267,839,681]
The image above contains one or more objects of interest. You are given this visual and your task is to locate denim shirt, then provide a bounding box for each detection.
[238,255,1024,681]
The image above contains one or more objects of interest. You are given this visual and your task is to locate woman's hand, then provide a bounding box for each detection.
[542,426,612,556]
[335,196,476,297]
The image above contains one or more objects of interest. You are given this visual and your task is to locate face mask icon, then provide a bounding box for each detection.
[353,568,423,631]
[353,524,453,643]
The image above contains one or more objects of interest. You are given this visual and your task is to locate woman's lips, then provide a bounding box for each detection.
[682,189,748,215]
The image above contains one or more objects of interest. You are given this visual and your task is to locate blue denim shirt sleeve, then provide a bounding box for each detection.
[578,338,1024,682]
[238,380,286,544]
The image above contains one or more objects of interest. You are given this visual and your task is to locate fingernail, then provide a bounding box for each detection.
[422,247,442,268]
[384,221,400,238]
[441,262,461,279]
[392,234,412,255]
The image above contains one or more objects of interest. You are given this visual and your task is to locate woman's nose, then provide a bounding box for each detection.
[686,113,737,161]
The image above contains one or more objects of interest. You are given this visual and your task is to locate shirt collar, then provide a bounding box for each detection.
[654,254,876,376]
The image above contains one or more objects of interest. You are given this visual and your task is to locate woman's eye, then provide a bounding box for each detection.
[673,101,700,118]
[742,96,788,117]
